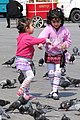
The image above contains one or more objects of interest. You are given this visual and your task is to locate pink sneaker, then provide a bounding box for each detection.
[16,88,24,97]
[23,94,36,100]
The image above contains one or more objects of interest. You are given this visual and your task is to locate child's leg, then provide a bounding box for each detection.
[47,63,55,93]
[52,64,61,99]
[17,70,34,100]
[47,63,61,100]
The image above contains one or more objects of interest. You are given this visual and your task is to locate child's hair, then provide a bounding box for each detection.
[17,17,32,33]
[47,7,64,26]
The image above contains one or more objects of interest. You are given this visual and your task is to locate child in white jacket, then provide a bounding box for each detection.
[38,7,72,100]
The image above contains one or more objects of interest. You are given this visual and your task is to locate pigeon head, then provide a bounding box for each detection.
[61,114,71,120]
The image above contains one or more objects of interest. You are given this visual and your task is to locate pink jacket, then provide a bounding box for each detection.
[16,33,46,59]
[38,25,72,55]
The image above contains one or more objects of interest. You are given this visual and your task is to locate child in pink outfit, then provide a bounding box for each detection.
[38,8,72,100]
[16,17,51,100]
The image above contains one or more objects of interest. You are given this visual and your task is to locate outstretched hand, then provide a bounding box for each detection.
[38,44,43,50]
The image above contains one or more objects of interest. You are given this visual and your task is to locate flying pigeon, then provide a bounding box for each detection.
[2,56,15,66]
[38,58,44,66]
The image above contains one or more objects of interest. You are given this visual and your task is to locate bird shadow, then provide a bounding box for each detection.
[46,115,60,118]
[1,86,17,89]
[30,93,43,97]
[59,88,78,91]
[59,91,76,98]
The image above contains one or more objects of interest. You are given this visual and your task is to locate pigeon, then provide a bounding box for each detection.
[66,76,80,87]
[35,102,54,113]
[78,52,80,56]
[6,96,29,112]
[18,101,32,114]
[2,56,15,66]
[60,50,67,68]
[58,98,77,110]
[18,70,25,84]
[59,77,71,89]
[43,72,49,80]
[0,79,17,89]
[0,79,12,88]
[68,99,80,111]
[61,67,66,76]
[0,106,10,120]
[61,114,71,120]
[43,72,48,78]
[69,54,75,63]
[0,99,10,107]
[29,61,36,76]
[27,104,49,120]
[73,46,78,56]
[38,58,44,66]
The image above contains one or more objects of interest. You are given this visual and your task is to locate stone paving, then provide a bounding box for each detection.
[0,18,80,120]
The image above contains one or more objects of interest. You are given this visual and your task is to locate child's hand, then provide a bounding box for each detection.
[46,39,52,44]
[61,43,67,50]
[38,44,43,50]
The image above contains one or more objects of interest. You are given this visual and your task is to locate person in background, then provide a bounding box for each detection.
[38,7,72,100]
[16,17,51,100]
[6,0,23,28]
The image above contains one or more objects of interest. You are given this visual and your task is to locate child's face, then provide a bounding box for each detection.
[26,22,34,34]
[51,18,61,29]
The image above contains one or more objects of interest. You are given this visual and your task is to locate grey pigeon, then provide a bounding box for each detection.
[0,106,10,120]
[2,56,15,66]
[59,77,71,89]
[61,67,66,76]
[0,79,17,88]
[66,76,80,87]
[73,46,78,56]
[18,70,25,84]
[38,58,44,67]
[0,99,10,107]
[58,98,77,110]
[61,114,71,120]
[6,96,29,112]
[68,99,80,111]
[27,104,49,120]
[69,54,75,63]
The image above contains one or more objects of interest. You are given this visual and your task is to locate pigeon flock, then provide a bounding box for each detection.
[0,46,80,120]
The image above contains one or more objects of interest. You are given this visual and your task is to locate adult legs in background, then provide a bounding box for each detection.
[6,14,10,28]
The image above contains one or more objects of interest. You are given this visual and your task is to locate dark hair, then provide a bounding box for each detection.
[47,7,64,26]
[17,17,31,33]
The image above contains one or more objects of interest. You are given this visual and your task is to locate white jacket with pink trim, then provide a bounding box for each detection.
[38,25,72,56]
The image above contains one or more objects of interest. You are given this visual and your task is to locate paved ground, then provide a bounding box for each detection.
[0,18,80,120]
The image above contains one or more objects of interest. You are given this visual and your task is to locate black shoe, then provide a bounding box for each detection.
[47,90,59,99]
[6,25,10,28]
[46,93,53,98]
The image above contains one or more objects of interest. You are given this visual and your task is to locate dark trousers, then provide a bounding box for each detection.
[6,13,23,27]
[6,16,10,27]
